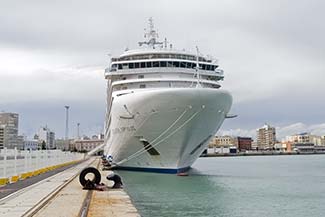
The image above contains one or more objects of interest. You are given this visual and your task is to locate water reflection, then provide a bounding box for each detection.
[117,155,325,217]
[118,169,231,217]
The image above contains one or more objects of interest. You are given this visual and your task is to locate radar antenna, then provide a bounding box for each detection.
[138,17,164,49]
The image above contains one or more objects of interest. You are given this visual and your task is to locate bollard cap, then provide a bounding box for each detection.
[106,172,115,180]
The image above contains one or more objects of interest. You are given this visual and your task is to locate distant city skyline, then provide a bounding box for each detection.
[1,0,324,138]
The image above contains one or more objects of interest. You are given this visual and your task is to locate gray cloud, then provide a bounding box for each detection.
[0,0,324,138]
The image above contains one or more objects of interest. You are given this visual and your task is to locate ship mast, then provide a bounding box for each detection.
[195,46,202,87]
[138,17,164,49]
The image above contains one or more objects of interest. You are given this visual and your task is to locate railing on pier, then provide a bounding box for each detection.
[0,148,84,180]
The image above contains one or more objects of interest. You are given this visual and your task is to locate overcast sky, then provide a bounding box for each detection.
[0,0,324,139]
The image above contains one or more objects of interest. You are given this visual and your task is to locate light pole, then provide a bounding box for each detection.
[64,106,70,140]
[77,123,80,140]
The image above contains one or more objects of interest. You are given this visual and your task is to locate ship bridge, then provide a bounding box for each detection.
[105,18,225,92]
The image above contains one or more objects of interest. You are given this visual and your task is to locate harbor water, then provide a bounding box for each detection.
[118,155,325,217]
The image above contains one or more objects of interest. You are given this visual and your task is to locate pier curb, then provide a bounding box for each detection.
[0,159,83,187]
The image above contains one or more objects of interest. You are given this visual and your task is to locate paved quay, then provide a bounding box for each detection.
[0,162,84,200]
[0,157,140,217]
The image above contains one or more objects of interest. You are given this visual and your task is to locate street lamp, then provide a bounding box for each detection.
[64,106,69,140]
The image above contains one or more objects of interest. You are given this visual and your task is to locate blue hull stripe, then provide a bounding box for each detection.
[114,166,190,174]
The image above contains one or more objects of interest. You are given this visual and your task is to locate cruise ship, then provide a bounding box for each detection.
[104,18,232,173]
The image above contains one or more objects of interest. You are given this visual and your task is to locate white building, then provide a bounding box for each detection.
[24,139,39,150]
[38,126,56,149]
[286,133,324,146]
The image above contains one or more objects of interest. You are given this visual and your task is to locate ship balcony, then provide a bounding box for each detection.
[111,77,221,89]
[215,69,224,76]
[105,67,117,73]
[105,67,117,78]
[105,67,224,79]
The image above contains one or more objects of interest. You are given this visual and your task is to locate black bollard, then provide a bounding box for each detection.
[106,173,123,188]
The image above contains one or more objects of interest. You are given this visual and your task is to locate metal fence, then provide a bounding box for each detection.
[0,148,84,178]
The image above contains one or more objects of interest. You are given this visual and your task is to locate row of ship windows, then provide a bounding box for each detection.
[112,54,211,62]
[120,74,218,81]
[111,61,218,71]
[114,83,219,90]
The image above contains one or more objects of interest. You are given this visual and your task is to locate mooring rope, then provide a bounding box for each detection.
[116,107,204,165]
[115,108,188,165]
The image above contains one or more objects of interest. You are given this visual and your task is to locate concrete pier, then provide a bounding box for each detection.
[87,169,140,217]
[0,157,140,217]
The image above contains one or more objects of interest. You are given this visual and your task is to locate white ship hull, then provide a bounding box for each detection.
[105,88,232,173]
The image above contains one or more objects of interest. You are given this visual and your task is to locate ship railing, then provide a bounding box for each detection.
[215,69,224,76]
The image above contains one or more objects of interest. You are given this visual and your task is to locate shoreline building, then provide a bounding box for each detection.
[55,139,71,151]
[285,133,325,153]
[71,137,104,153]
[38,126,56,149]
[209,135,235,148]
[0,112,22,149]
[209,136,253,153]
[24,139,39,150]
[256,124,276,150]
[0,126,4,149]
[236,137,253,152]
[286,133,324,146]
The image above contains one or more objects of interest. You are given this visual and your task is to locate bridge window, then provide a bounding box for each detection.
[160,61,167,67]
[138,75,144,79]
[173,62,180,67]
[140,84,146,88]
[153,61,159,67]
[116,60,205,70]
[122,63,129,69]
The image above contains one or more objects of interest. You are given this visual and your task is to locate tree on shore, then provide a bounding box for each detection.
[41,141,46,150]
